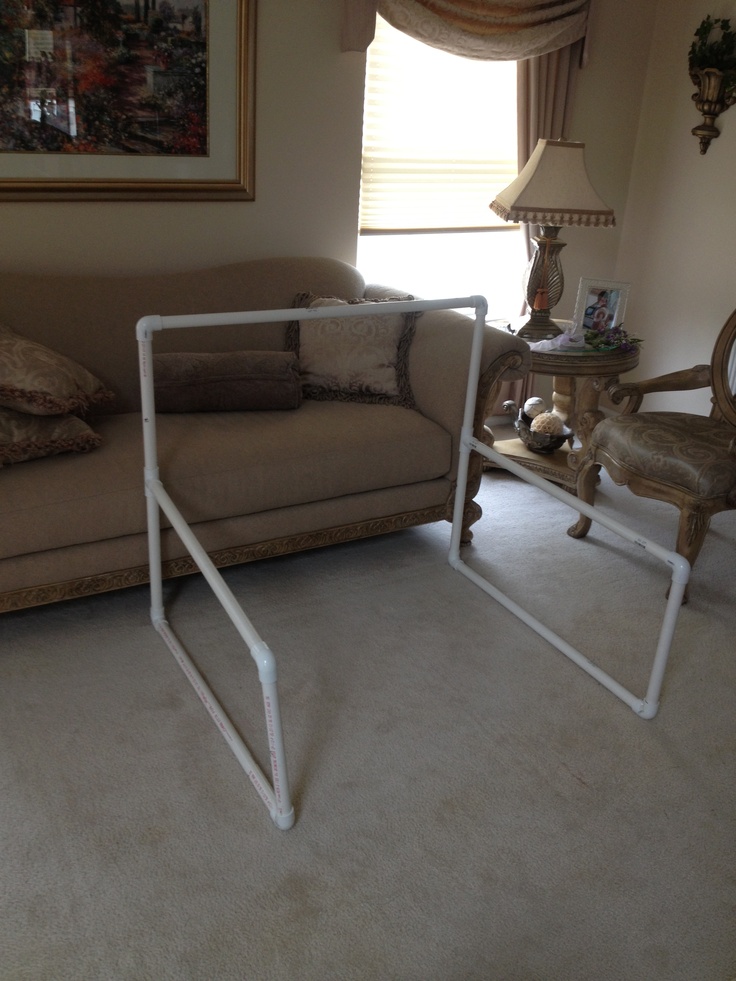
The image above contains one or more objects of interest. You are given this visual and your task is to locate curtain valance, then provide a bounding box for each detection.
[342,0,590,60]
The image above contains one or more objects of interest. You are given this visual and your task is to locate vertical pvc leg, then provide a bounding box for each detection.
[450,299,487,564]
[261,681,294,829]
[139,331,165,622]
[638,575,688,718]
[145,480,164,621]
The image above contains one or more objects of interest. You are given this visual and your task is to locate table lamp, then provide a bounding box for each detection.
[490,139,615,340]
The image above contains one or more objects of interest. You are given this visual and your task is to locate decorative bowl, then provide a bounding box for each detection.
[514,412,574,454]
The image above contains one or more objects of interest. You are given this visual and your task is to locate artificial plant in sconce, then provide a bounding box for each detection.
[689,15,736,153]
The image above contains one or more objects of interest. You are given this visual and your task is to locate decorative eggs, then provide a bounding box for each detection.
[530,411,564,435]
[523,396,546,418]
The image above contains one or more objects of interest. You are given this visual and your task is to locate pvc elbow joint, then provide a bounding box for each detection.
[136,314,163,341]
[251,641,277,684]
[273,807,296,830]
[668,553,691,585]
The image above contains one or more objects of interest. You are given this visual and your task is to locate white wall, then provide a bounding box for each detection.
[545,0,657,321]
[615,0,736,412]
[1,0,366,275]
[545,0,736,412]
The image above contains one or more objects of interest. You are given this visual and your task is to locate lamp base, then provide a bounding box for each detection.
[517,309,564,341]
[519,225,566,341]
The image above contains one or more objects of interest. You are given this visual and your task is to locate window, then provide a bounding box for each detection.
[357,16,526,318]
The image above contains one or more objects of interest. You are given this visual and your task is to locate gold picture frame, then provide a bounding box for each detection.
[0,1,255,201]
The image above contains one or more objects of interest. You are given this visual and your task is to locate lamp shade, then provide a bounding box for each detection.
[490,139,615,228]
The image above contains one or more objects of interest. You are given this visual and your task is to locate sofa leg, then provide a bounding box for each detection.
[459,498,482,544]
[447,453,484,545]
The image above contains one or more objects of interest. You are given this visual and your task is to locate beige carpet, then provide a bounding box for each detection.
[1,469,734,981]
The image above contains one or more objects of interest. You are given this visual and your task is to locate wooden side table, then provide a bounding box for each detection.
[488,344,640,489]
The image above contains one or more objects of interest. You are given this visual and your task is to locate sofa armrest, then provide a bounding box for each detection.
[407,308,531,476]
[363,283,530,482]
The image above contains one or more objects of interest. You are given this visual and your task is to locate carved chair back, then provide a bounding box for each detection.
[711,307,736,428]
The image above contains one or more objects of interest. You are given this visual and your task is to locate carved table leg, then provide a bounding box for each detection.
[550,375,575,424]
[566,374,620,470]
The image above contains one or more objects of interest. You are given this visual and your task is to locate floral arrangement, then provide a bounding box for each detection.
[584,323,642,354]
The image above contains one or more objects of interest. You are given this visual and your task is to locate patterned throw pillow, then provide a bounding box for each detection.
[0,408,102,465]
[0,324,114,416]
[286,293,417,408]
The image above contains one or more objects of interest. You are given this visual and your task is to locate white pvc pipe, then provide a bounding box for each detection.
[154,615,293,827]
[148,478,295,827]
[449,311,691,718]
[135,296,482,340]
[138,332,165,621]
[476,444,690,585]
[260,681,292,829]
[150,480,277,675]
[449,299,488,561]
[138,319,296,828]
[137,295,485,829]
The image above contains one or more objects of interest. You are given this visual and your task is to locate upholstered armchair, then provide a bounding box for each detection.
[567,308,736,601]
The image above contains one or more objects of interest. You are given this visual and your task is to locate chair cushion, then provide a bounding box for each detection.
[592,412,736,500]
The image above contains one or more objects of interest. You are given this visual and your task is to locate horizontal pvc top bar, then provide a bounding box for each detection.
[136,295,487,339]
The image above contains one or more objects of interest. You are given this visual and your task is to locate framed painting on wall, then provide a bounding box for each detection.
[0,0,255,201]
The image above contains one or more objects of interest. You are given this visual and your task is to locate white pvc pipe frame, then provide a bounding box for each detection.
[137,296,488,830]
[447,296,690,720]
[137,295,690,832]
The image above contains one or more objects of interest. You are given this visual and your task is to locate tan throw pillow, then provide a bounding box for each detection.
[153,350,301,412]
[286,293,417,408]
[0,324,114,416]
[0,408,102,465]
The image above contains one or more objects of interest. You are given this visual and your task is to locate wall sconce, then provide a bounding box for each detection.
[689,16,736,154]
[691,67,736,153]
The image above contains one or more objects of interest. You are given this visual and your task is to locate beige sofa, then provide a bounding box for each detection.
[0,256,530,613]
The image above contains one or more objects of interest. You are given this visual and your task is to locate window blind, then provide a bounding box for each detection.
[359,16,519,233]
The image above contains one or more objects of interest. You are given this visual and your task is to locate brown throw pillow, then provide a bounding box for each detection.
[286,293,417,408]
[0,324,114,416]
[0,408,102,465]
[153,350,301,412]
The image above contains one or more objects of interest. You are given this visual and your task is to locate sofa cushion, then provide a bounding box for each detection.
[0,324,114,416]
[0,408,102,465]
[286,294,417,408]
[153,351,301,412]
[0,404,453,560]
